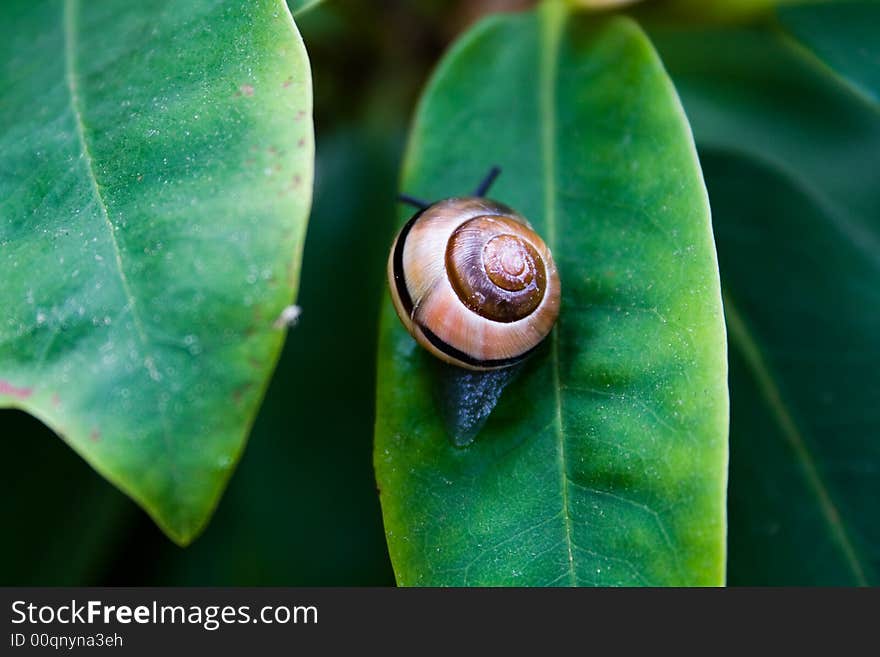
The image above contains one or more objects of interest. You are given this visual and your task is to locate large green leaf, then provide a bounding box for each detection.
[0,0,313,545]
[777,1,880,104]
[374,3,728,586]
[652,2,880,584]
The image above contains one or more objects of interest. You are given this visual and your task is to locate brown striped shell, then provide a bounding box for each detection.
[388,197,561,370]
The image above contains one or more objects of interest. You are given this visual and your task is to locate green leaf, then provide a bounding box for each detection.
[777,1,880,104]
[652,4,880,584]
[570,0,645,9]
[288,0,324,17]
[643,0,824,24]
[152,129,399,585]
[0,0,314,545]
[374,3,728,586]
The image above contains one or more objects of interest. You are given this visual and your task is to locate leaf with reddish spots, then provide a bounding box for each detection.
[0,381,33,400]
[0,0,314,545]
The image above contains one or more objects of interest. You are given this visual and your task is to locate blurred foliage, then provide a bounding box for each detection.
[629,0,865,25]
[0,410,135,585]
[641,0,813,23]
[289,0,324,17]
[2,0,876,585]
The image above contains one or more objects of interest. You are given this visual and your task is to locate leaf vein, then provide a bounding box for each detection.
[63,0,182,520]
[540,1,577,588]
[63,0,149,350]
[565,475,676,558]
[723,291,869,585]
[775,24,879,115]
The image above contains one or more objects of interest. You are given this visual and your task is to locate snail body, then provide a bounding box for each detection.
[388,195,561,371]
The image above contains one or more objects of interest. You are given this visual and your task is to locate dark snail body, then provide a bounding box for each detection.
[388,188,561,371]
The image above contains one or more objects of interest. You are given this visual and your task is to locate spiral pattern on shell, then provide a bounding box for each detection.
[388,197,561,370]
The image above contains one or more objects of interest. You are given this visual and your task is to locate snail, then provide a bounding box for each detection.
[388,167,561,371]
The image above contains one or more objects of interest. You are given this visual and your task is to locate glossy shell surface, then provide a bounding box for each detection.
[388,197,561,370]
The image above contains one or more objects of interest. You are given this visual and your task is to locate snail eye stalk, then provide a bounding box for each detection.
[398,194,430,210]
[473,166,501,197]
[397,165,501,209]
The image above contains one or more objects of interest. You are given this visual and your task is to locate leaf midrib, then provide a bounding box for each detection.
[62,0,183,530]
[63,0,148,348]
[539,1,577,587]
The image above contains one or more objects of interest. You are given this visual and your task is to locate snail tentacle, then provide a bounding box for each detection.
[473,166,502,197]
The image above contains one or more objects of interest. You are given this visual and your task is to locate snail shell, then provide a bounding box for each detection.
[388,197,561,370]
